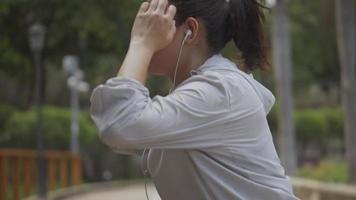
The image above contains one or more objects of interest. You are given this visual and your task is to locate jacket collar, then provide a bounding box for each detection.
[190,53,253,78]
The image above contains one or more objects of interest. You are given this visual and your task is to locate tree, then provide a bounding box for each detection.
[0,0,139,107]
[335,0,356,183]
[271,0,297,175]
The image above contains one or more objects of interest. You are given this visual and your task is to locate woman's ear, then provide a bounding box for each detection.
[183,17,200,44]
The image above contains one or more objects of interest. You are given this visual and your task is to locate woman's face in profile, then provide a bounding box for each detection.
[147,24,186,76]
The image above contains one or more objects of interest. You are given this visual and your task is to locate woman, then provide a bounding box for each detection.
[90,0,300,199]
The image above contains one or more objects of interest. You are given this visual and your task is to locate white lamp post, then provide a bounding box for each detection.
[63,55,89,154]
[266,0,277,8]
[28,22,47,199]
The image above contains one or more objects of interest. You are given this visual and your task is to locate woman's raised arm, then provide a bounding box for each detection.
[89,72,230,152]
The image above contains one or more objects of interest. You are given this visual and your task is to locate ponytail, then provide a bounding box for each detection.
[169,0,269,71]
[227,0,269,71]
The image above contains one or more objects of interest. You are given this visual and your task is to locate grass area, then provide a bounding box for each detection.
[297,159,348,183]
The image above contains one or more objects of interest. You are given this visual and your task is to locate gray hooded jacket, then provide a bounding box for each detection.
[89,53,300,200]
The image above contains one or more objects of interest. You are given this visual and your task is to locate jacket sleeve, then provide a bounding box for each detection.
[89,73,230,152]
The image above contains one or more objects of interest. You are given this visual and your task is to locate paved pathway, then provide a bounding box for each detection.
[66,182,161,200]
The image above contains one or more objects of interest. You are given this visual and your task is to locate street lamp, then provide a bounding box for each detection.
[266,0,277,8]
[63,55,89,154]
[28,22,47,199]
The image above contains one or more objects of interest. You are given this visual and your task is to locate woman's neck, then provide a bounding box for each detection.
[169,50,212,88]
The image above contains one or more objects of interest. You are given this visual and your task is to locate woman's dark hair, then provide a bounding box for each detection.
[168,0,269,71]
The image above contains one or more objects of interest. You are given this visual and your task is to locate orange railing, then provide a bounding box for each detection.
[0,149,82,200]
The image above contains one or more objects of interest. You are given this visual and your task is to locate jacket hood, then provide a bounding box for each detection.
[190,53,275,114]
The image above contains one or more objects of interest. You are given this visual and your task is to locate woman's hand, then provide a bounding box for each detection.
[130,0,177,53]
[117,0,176,84]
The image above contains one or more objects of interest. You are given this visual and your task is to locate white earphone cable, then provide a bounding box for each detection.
[169,31,188,93]
[141,30,191,200]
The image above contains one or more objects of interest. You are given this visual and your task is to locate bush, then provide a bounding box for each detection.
[268,106,344,146]
[294,109,328,143]
[269,106,344,161]
[323,107,344,139]
[1,105,97,149]
[0,104,17,129]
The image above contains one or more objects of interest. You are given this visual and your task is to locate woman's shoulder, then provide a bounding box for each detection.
[170,71,231,111]
[196,69,250,98]
[203,68,275,115]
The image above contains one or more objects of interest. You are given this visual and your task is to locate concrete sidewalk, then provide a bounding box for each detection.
[66,182,161,200]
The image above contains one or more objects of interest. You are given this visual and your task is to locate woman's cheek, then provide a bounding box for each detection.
[147,54,162,75]
[148,48,174,75]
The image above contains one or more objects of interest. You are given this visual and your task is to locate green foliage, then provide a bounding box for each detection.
[0,104,17,129]
[294,109,328,143]
[289,0,339,92]
[297,160,348,183]
[267,106,344,145]
[1,105,97,150]
[0,0,144,107]
[323,107,344,138]
[294,107,344,144]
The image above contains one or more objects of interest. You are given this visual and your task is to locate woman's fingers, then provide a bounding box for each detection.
[165,4,177,20]
[157,0,168,14]
[130,0,177,52]
[139,2,149,13]
[145,0,174,17]
[148,0,159,12]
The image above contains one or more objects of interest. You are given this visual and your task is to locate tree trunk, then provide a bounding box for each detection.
[335,0,356,183]
[271,0,297,175]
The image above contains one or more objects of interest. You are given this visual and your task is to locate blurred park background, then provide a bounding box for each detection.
[0,0,355,199]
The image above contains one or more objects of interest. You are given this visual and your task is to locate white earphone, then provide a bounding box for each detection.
[169,28,192,93]
[141,29,192,200]
[184,29,192,42]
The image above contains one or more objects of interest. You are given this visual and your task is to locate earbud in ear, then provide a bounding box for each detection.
[183,29,192,42]
[186,29,192,37]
